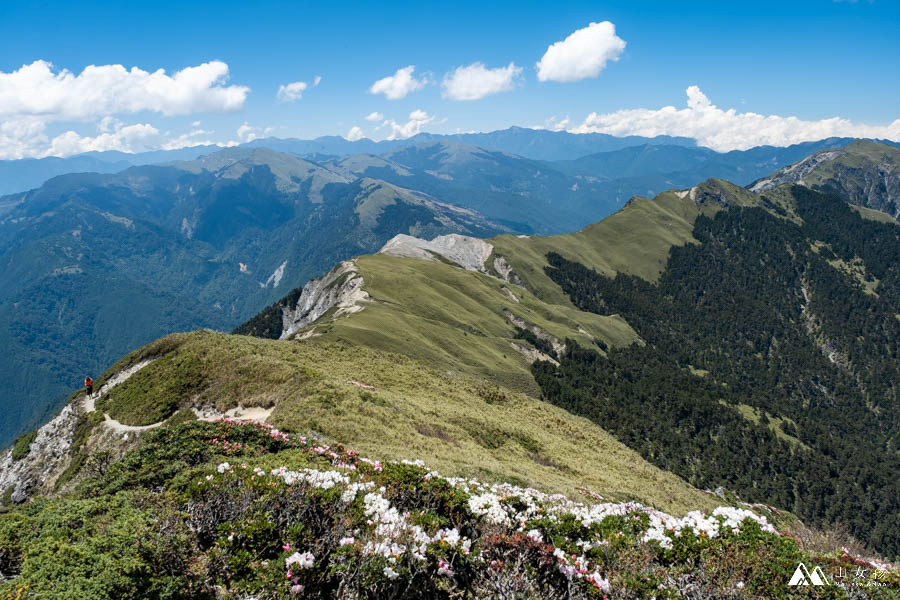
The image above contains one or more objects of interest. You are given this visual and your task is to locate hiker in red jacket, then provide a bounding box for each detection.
[84,376,94,398]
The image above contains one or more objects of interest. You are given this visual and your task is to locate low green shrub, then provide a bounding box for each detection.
[10,431,36,462]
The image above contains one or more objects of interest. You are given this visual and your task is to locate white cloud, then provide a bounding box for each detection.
[0,60,249,158]
[369,66,428,100]
[161,128,217,150]
[441,62,522,101]
[44,122,160,157]
[538,115,571,131]
[235,122,273,143]
[0,118,48,158]
[569,86,900,151]
[346,126,365,142]
[276,81,308,102]
[365,111,384,122]
[384,109,436,140]
[0,60,249,121]
[536,21,626,83]
[313,75,322,87]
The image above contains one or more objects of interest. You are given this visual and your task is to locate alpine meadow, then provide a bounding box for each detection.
[1,2,899,599]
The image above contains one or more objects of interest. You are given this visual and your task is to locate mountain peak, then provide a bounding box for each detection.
[748,140,899,218]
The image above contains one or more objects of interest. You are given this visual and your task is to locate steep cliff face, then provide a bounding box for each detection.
[0,401,82,503]
[280,261,371,339]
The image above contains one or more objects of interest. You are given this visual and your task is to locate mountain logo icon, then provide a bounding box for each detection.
[788,562,830,586]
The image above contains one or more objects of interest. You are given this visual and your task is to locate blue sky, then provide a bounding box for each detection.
[0,0,897,157]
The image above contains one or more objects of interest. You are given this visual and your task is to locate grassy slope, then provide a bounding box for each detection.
[803,140,900,188]
[489,179,765,308]
[285,179,763,394]
[853,204,899,223]
[96,330,717,516]
[315,254,636,394]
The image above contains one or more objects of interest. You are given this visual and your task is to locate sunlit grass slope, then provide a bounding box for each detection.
[97,330,718,516]
[313,253,637,394]
[491,179,758,305]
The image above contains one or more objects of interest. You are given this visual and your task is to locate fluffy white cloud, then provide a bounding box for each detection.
[277,81,308,102]
[369,66,428,100]
[384,109,436,140]
[0,60,249,121]
[0,60,250,158]
[441,62,522,101]
[0,118,48,158]
[346,126,365,141]
[277,75,320,102]
[536,21,626,83]
[569,86,900,151]
[161,128,218,150]
[44,122,160,157]
[365,111,384,122]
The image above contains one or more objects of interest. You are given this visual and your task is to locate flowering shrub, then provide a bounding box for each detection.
[1,419,896,599]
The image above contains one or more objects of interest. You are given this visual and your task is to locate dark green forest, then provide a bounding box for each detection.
[532,187,900,558]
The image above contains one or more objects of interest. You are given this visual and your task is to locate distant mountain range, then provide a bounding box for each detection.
[5,126,896,198]
[2,135,898,450]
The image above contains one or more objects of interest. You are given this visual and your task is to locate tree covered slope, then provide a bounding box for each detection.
[532,185,899,557]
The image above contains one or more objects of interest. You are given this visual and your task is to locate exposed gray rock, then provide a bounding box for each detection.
[504,310,566,356]
[379,233,493,273]
[749,150,844,193]
[0,401,81,503]
[508,342,559,366]
[281,261,370,339]
[493,256,524,287]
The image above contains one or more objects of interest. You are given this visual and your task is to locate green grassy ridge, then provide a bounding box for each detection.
[489,179,756,306]
[246,178,784,400]
[803,140,900,186]
[308,253,637,394]
[93,330,716,517]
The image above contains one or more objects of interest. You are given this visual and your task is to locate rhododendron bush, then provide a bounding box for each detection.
[0,419,896,599]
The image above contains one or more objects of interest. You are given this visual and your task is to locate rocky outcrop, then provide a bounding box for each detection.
[379,234,493,273]
[508,342,559,366]
[504,310,566,356]
[0,402,82,503]
[281,261,370,339]
[749,142,900,219]
[492,256,524,287]
[0,358,162,503]
[749,150,844,193]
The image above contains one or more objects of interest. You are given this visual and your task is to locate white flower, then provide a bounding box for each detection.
[586,572,611,593]
[285,551,314,569]
[383,566,399,580]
